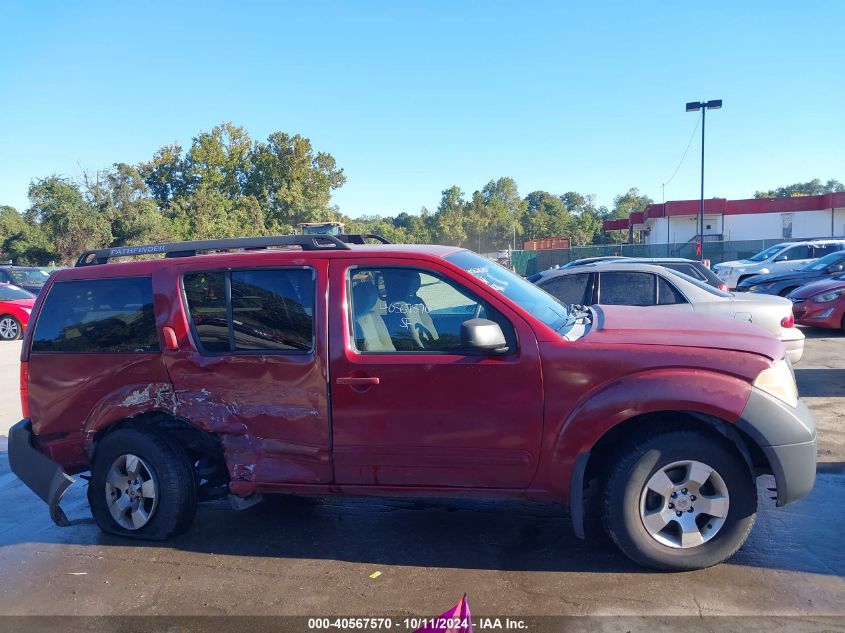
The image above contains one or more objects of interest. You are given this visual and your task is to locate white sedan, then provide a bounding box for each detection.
[534,262,805,363]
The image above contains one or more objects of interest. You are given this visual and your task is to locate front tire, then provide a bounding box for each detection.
[0,315,22,340]
[89,428,197,540]
[602,429,756,571]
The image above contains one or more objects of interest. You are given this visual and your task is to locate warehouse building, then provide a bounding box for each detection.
[603,192,845,245]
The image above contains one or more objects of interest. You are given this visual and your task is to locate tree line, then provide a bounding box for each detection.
[1,122,840,265]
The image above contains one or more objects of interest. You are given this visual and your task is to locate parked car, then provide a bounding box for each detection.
[789,275,845,333]
[0,265,52,294]
[533,262,804,363]
[10,235,815,570]
[605,257,728,291]
[712,239,845,290]
[526,256,626,283]
[0,284,35,340]
[737,250,845,296]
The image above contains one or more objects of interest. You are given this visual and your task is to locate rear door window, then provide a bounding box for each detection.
[539,273,591,305]
[598,272,655,306]
[664,263,705,281]
[32,277,159,353]
[184,268,315,353]
[779,245,811,261]
[657,277,687,305]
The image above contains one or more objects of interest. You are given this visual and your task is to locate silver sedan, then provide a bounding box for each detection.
[534,262,804,363]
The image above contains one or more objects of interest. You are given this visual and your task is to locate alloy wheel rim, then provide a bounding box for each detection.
[0,317,18,339]
[104,453,158,530]
[639,459,730,549]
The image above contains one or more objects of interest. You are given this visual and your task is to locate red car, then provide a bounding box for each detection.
[0,284,35,341]
[9,235,816,570]
[789,275,845,332]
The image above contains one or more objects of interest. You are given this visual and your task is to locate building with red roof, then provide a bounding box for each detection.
[602,192,845,244]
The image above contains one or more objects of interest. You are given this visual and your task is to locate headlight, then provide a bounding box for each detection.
[813,290,844,303]
[753,359,798,407]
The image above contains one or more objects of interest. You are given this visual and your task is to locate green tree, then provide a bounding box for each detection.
[610,187,653,219]
[433,186,468,246]
[754,179,844,198]
[26,176,112,264]
[523,191,571,239]
[247,131,346,229]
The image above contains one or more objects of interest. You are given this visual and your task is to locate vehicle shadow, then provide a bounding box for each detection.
[798,326,843,339]
[795,368,845,397]
[1,451,843,577]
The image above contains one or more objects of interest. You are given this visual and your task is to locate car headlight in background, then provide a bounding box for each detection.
[813,290,844,303]
[753,359,798,407]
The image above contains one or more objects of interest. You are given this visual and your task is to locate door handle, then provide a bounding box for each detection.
[336,376,380,386]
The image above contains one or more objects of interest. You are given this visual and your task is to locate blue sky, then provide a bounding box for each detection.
[1,1,843,217]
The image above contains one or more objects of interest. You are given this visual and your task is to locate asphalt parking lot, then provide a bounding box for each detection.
[0,331,842,621]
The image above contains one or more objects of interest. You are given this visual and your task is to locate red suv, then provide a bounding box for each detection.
[9,235,816,570]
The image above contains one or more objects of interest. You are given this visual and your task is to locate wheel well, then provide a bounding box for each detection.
[93,412,230,500]
[584,411,769,485]
[578,410,770,536]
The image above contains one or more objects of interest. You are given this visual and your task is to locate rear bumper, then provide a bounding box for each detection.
[779,328,805,364]
[737,388,816,507]
[8,419,74,526]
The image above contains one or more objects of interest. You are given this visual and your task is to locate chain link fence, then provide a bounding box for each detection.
[511,239,789,276]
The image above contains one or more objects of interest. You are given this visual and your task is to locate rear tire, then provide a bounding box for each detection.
[89,428,197,540]
[602,429,756,571]
[0,315,22,340]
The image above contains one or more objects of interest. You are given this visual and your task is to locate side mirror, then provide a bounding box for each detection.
[461,318,509,355]
[826,264,844,274]
[774,255,788,262]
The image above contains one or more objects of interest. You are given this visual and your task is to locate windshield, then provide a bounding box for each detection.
[803,252,845,271]
[748,244,789,262]
[667,269,733,298]
[8,268,50,286]
[0,285,35,301]
[446,251,574,333]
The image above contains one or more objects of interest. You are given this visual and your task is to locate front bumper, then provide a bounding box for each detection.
[737,388,816,507]
[8,419,74,526]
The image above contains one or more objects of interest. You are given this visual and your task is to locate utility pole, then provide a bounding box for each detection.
[685,99,722,261]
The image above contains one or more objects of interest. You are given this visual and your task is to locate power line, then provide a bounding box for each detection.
[662,116,701,191]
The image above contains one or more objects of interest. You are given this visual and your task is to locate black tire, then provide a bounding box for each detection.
[89,427,197,540]
[0,315,22,340]
[602,429,756,571]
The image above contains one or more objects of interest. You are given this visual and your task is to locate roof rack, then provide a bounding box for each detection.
[336,233,391,245]
[75,234,352,267]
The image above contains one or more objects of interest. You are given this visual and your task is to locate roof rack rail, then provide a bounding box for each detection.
[336,233,391,245]
[75,234,351,267]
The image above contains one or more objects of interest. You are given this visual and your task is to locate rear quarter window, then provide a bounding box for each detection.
[31,277,159,353]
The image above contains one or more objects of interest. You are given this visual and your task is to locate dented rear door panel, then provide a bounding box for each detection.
[155,258,332,486]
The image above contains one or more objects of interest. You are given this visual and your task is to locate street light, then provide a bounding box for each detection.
[685,99,722,261]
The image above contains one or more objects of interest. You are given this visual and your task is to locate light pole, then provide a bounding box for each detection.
[685,99,722,261]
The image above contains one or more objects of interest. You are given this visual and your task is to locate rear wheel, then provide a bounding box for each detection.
[89,428,197,540]
[0,315,22,340]
[602,429,756,570]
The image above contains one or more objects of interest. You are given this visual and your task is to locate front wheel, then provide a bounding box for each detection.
[602,429,756,570]
[89,428,197,540]
[0,315,22,340]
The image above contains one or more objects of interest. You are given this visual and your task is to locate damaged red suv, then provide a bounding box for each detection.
[10,235,816,570]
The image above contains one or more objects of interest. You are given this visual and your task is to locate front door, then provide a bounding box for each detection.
[328,258,544,489]
[162,260,332,484]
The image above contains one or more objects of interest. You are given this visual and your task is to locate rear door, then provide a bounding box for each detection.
[327,257,544,489]
[162,259,332,484]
